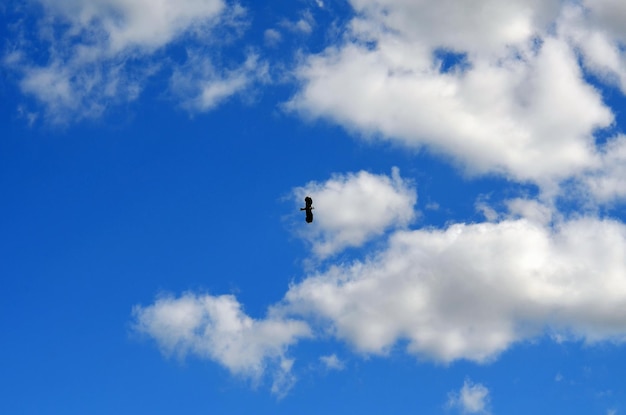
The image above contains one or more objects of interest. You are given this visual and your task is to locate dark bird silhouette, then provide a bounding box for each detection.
[300,196,314,223]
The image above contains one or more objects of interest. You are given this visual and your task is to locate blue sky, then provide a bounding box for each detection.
[2,0,626,413]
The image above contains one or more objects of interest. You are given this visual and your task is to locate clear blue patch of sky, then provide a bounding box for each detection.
[433,49,471,74]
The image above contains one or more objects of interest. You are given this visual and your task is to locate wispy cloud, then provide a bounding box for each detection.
[36,0,227,54]
[4,0,254,123]
[319,353,344,370]
[170,52,267,112]
[264,29,282,48]
[447,379,491,414]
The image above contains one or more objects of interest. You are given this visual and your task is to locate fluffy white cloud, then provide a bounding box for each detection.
[581,135,626,202]
[447,379,491,414]
[293,167,416,257]
[132,293,310,395]
[505,198,553,225]
[279,216,626,362]
[287,0,615,189]
[557,2,626,93]
[347,0,562,57]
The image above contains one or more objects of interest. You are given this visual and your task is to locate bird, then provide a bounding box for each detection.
[300,196,314,223]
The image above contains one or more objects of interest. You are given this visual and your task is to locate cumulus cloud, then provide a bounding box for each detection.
[278,216,626,362]
[287,0,617,190]
[5,0,253,122]
[293,167,417,257]
[581,135,626,203]
[559,1,626,93]
[132,293,311,395]
[348,0,562,57]
[447,379,491,414]
[505,198,553,225]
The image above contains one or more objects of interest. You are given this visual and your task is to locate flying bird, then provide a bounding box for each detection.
[300,196,314,223]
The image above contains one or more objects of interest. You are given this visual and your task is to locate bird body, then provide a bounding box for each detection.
[300,196,314,223]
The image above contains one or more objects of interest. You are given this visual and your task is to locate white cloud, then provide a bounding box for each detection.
[558,1,626,93]
[279,216,626,362]
[170,52,267,112]
[348,0,562,57]
[293,167,417,258]
[264,29,282,47]
[15,53,156,123]
[36,0,227,53]
[581,135,626,203]
[287,0,615,190]
[475,197,500,222]
[280,10,315,35]
[505,198,553,226]
[447,379,490,414]
[7,0,251,122]
[319,353,344,370]
[132,293,311,395]
[270,358,297,399]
